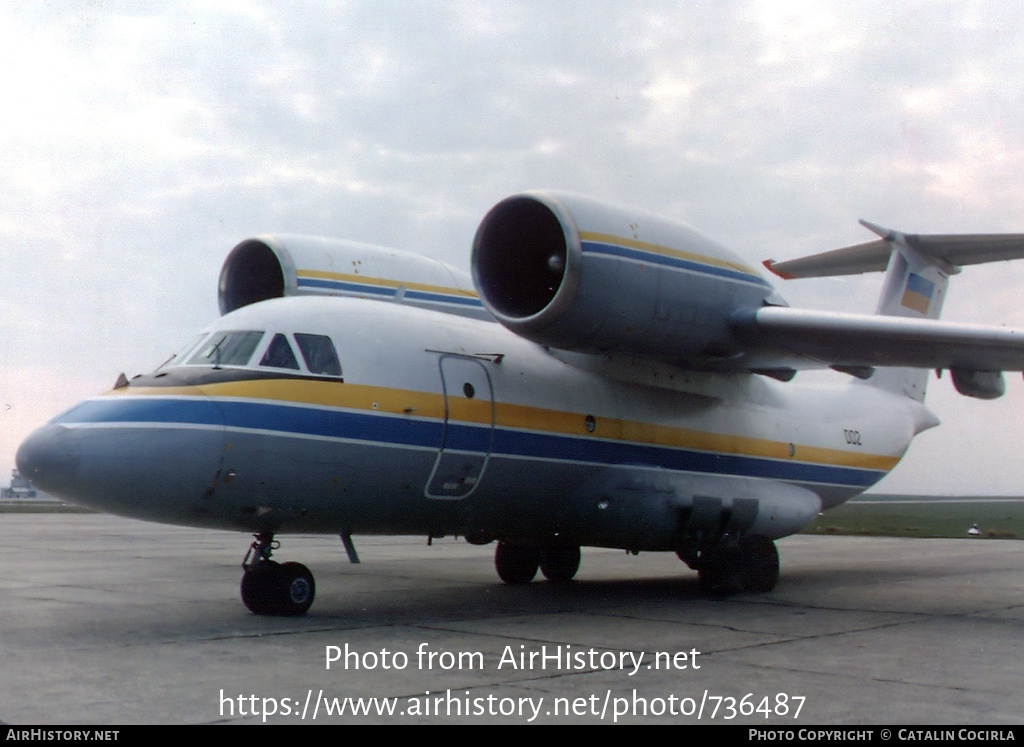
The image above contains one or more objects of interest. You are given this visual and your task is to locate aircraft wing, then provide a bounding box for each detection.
[731,306,1024,371]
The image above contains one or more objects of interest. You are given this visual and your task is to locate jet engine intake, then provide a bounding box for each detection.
[219,238,288,314]
[472,192,776,363]
[218,235,481,318]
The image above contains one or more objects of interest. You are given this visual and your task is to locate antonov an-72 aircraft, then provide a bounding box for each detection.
[17,192,1024,615]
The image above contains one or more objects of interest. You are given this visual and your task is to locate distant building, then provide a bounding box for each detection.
[1,469,56,501]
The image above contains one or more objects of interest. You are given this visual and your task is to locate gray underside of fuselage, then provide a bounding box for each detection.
[27,422,843,550]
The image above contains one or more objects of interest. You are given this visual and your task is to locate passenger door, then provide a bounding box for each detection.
[425,355,494,499]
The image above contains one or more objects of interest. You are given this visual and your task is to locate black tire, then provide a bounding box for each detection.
[494,541,539,585]
[240,561,316,616]
[738,536,779,593]
[698,563,743,597]
[241,561,281,615]
[539,545,581,583]
[697,547,743,597]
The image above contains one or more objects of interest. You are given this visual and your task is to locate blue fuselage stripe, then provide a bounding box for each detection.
[57,397,883,489]
[59,397,442,449]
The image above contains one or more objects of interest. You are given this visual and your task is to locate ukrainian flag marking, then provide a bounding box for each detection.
[901,272,934,314]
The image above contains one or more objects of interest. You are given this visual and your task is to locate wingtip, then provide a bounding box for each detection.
[859,219,899,242]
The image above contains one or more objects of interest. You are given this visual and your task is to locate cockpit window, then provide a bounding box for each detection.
[188,331,264,367]
[259,333,300,370]
[294,333,342,377]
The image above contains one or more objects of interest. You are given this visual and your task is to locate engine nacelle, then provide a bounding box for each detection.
[951,368,1005,399]
[472,192,776,362]
[218,234,484,319]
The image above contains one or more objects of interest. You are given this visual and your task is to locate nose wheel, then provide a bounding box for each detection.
[240,533,316,615]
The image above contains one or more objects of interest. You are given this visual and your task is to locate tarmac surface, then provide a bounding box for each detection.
[2,513,1023,725]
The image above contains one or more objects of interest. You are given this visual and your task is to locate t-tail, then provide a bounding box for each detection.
[861,221,952,402]
[763,221,1024,402]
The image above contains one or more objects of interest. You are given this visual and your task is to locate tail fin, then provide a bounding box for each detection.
[861,222,953,401]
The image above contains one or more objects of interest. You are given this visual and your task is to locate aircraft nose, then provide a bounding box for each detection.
[15,396,228,520]
[16,423,79,497]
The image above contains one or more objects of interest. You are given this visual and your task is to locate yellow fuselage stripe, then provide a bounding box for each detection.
[579,231,762,278]
[111,378,898,473]
[297,269,478,298]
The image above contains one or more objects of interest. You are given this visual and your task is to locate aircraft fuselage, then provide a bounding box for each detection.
[18,295,933,553]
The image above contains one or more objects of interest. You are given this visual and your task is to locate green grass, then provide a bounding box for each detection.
[803,495,1024,539]
[0,501,95,514]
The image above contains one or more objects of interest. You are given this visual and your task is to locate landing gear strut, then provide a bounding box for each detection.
[696,535,779,596]
[240,532,316,616]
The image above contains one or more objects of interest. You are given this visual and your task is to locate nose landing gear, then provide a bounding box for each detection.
[240,532,316,616]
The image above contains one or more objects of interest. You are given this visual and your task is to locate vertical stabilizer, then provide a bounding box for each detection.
[860,221,955,402]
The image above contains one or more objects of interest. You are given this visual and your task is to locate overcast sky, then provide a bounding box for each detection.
[5,0,1024,495]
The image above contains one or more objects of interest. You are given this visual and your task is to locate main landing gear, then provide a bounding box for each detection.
[494,541,582,584]
[240,532,316,616]
[492,536,779,596]
[692,535,779,596]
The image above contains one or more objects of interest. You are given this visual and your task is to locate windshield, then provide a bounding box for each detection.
[187,331,264,367]
[158,328,344,380]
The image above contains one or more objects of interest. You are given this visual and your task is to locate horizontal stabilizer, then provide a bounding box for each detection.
[765,222,1024,279]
